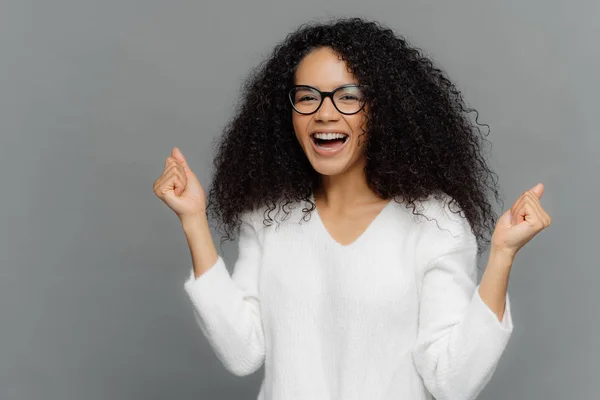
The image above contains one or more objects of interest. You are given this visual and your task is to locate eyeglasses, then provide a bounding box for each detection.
[288,84,368,115]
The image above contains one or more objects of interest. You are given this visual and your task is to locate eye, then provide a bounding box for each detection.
[335,86,364,103]
[298,95,319,102]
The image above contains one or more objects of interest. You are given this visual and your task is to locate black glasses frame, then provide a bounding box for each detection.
[288,84,369,115]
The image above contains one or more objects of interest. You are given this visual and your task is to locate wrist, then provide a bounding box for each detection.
[489,246,516,268]
[180,213,209,232]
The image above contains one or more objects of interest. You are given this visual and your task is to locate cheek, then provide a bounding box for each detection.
[350,114,369,148]
[292,115,310,138]
[350,115,368,136]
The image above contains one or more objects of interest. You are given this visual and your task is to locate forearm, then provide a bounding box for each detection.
[414,244,515,399]
[478,247,515,322]
[180,215,219,279]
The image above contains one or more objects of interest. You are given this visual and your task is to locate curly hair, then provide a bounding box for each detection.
[206,17,504,256]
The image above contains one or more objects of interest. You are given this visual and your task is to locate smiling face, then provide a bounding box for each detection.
[292,46,369,178]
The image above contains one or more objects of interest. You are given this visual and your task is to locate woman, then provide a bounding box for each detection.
[153,17,551,400]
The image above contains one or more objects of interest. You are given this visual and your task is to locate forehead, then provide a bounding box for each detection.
[294,47,359,90]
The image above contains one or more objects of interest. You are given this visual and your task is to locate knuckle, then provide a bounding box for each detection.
[537,220,545,229]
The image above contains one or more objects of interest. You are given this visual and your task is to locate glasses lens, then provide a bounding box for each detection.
[289,85,366,114]
[290,87,321,114]
[333,86,365,114]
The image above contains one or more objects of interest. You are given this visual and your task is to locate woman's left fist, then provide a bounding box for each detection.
[491,182,552,256]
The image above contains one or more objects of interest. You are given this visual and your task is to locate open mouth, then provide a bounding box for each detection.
[310,132,349,150]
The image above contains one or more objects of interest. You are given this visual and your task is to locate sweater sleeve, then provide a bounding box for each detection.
[411,197,514,400]
[183,211,265,377]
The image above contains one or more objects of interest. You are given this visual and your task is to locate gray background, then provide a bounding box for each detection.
[1,0,596,399]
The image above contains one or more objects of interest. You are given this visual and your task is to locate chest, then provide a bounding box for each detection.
[315,200,391,246]
[258,214,420,324]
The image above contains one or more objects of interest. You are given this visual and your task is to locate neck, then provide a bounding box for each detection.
[315,161,382,211]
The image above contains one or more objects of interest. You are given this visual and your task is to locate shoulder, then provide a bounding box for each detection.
[239,205,269,233]
[239,197,306,234]
[417,193,473,234]
[413,192,477,267]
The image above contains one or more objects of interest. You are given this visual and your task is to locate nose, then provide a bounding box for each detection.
[314,96,340,121]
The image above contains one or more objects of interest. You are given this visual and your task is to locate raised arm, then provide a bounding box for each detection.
[153,148,266,376]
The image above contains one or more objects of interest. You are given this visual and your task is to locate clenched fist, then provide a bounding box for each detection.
[491,182,552,256]
[153,147,206,220]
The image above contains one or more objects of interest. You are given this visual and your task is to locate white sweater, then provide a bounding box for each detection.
[183,193,514,400]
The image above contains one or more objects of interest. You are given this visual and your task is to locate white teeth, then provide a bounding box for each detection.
[313,132,348,140]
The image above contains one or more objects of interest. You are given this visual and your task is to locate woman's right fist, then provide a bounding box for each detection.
[153,147,206,219]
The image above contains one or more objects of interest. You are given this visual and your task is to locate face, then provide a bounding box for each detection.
[292,47,369,178]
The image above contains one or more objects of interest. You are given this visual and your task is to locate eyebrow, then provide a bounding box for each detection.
[293,83,360,90]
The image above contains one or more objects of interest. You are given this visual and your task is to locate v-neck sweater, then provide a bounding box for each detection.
[183,194,514,400]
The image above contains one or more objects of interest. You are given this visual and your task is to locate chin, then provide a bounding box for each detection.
[311,164,346,176]
[307,155,354,177]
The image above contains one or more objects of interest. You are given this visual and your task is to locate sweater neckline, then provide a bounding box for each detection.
[309,192,394,248]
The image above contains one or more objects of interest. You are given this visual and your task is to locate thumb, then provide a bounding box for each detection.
[530,182,544,199]
[172,147,189,171]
